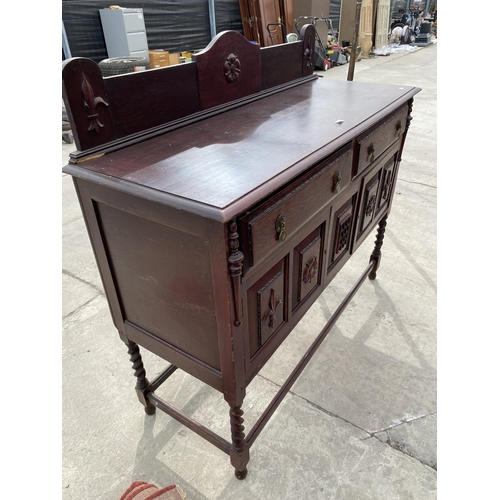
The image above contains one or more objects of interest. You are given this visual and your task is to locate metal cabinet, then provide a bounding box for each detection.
[99,8,149,59]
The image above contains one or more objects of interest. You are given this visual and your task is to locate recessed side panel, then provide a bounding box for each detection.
[94,201,221,371]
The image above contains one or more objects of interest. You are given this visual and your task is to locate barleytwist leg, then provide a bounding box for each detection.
[127,341,156,415]
[369,215,388,280]
[229,405,250,479]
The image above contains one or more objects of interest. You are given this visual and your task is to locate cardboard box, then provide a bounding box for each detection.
[149,50,170,68]
[168,53,180,66]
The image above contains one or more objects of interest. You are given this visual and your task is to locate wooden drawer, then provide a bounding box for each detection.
[355,105,407,176]
[241,145,352,269]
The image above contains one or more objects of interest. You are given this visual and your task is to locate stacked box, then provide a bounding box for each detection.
[149,50,170,68]
[169,53,181,65]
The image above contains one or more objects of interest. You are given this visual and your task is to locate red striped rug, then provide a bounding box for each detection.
[120,481,186,500]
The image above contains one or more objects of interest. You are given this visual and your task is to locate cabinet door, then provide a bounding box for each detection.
[359,172,380,235]
[353,145,399,252]
[329,196,356,270]
[292,224,325,311]
[247,257,288,358]
[376,152,398,214]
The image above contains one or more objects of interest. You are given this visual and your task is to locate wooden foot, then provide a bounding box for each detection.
[234,467,248,480]
[229,404,250,479]
[127,341,156,415]
[369,215,388,280]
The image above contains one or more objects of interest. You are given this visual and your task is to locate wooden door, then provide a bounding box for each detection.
[239,0,261,44]
[279,0,295,38]
[258,0,284,46]
[239,0,292,46]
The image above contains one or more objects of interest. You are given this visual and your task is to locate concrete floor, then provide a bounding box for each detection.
[62,41,437,499]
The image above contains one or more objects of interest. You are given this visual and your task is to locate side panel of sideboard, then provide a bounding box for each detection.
[72,178,232,393]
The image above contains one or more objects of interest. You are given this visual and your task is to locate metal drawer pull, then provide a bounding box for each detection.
[275,214,286,242]
[333,170,342,194]
[367,143,375,162]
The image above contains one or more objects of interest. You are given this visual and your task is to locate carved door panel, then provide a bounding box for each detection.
[292,224,325,311]
[330,197,355,270]
[239,0,262,44]
[247,257,288,357]
[376,153,397,214]
[359,173,380,235]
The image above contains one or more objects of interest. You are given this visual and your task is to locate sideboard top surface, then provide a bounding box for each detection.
[64,78,420,221]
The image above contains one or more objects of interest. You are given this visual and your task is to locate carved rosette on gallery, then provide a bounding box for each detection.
[224,54,241,83]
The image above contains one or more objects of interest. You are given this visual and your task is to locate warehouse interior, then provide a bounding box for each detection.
[62,1,437,65]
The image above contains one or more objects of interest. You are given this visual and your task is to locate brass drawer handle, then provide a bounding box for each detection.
[367,143,375,162]
[333,170,342,194]
[396,120,402,136]
[275,214,286,242]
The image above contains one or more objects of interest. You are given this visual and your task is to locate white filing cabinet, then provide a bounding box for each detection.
[99,8,149,59]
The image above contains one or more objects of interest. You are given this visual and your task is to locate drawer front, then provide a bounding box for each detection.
[127,32,149,52]
[123,11,145,33]
[355,105,407,176]
[241,146,352,269]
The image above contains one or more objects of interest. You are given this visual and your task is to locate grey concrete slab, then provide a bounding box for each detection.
[62,173,83,226]
[62,216,103,293]
[374,413,437,470]
[62,40,437,499]
[62,272,100,318]
[260,180,437,434]
[62,297,435,500]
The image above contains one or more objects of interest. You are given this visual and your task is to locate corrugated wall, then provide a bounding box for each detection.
[62,0,341,62]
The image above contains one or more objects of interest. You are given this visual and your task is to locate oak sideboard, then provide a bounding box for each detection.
[62,27,420,479]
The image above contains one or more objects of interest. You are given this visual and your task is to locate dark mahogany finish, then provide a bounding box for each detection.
[62,29,421,479]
